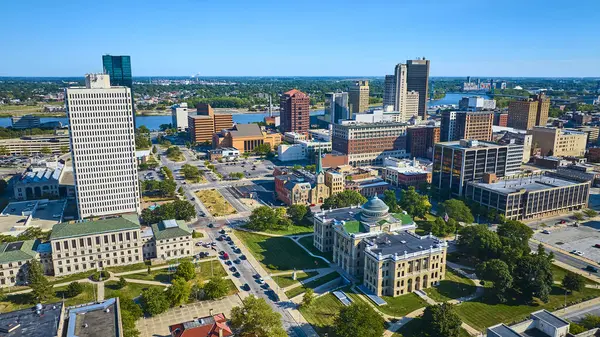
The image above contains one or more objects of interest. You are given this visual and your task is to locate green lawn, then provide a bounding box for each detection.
[104,281,166,300]
[48,271,95,285]
[285,272,341,298]
[257,224,313,236]
[446,252,478,269]
[425,269,477,302]
[455,286,600,331]
[273,271,318,289]
[106,262,149,274]
[377,293,429,317]
[394,317,471,337]
[0,283,96,312]
[299,292,345,337]
[125,260,226,283]
[234,230,326,272]
[297,236,333,261]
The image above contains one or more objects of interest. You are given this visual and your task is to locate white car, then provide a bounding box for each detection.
[576,251,585,256]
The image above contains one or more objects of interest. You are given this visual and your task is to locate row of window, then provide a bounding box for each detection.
[54,231,140,251]
[68,92,130,99]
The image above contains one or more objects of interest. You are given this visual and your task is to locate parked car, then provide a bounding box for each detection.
[594,244,600,249]
[223,252,229,260]
[233,259,241,264]
[541,230,550,234]
[242,283,250,291]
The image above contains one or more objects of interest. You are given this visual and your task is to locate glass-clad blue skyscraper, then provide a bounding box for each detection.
[102,55,132,88]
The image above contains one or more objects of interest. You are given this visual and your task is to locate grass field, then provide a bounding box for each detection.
[196,189,237,217]
[284,272,341,298]
[394,317,471,337]
[106,262,149,274]
[299,292,345,336]
[261,224,314,236]
[425,269,477,302]
[454,285,600,331]
[48,271,95,285]
[125,260,226,283]
[234,231,326,272]
[0,283,96,312]
[377,293,429,317]
[297,235,333,261]
[272,271,318,289]
[104,281,166,300]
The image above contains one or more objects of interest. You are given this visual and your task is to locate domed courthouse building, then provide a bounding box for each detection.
[313,196,448,297]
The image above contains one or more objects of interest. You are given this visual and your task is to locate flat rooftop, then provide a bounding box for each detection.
[385,165,430,175]
[0,302,63,337]
[437,140,519,150]
[0,200,66,235]
[366,231,442,256]
[469,174,583,194]
[68,298,119,337]
[488,324,522,337]
[531,310,569,329]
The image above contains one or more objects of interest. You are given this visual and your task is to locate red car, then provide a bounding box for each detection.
[223,252,229,260]
[594,244,600,249]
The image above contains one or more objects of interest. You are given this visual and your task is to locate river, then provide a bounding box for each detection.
[0,93,487,130]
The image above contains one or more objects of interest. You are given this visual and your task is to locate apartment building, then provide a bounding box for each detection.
[530,127,587,157]
[65,74,140,219]
[331,121,409,166]
[49,214,143,276]
[280,89,310,134]
[441,111,493,142]
[432,140,524,197]
[406,126,440,159]
[349,80,369,116]
[508,93,550,130]
[465,173,590,221]
[171,103,189,131]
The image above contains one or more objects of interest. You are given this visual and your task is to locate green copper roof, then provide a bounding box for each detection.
[151,219,192,241]
[50,215,140,240]
[391,213,414,225]
[0,240,39,264]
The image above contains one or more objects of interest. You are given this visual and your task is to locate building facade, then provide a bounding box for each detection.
[349,80,369,116]
[171,103,189,131]
[458,96,496,111]
[441,111,493,142]
[0,240,40,287]
[383,75,396,111]
[432,140,523,197]
[65,74,140,219]
[406,58,430,119]
[214,124,281,154]
[332,121,409,166]
[11,115,41,129]
[149,220,193,261]
[507,93,550,130]
[324,92,349,124]
[405,91,420,121]
[406,126,440,159]
[494,112,508,127]
[102,55,132,88]
[393,64,408,115]
[280,89,310,134]
[530,127,587,157]
[0,133,70,156]
[465,173,590,220]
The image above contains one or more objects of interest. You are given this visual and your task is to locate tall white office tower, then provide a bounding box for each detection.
[65,74,141,219]
[394,64,408,121]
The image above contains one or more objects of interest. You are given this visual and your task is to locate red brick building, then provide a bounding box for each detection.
[406,126,440,159]
[494,112,508,127]
[280,89,310,134]
[588,147,600,163]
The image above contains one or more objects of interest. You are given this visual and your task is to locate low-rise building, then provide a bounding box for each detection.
[588,147,600,163]
[169,313,233,337]
[278,140,332,162]
[283,132,307,144]
[308,129,332,142]
[213,124,281,154]
[65,298,123,337]
[0,134,70,156]
[530,126,587,157]
[0,302,65,337]
[11,115,41,129]
[382,161,432,188]
[149,219,193,261]
[13,162,75,200]
[0,199,66,235]
[208,147,239,161]
[0,240,40,287]
[49,214,144,276]
[465,172,590,221]
[574,126,599,145]
[274,157,331,206]
[345,178,389,198]
[313,197,447,297]
[487,310,569,337]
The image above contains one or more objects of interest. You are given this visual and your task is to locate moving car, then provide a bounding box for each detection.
[585,265,598,273]
[541,230,550,234]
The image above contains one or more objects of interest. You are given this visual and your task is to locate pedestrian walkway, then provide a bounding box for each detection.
[97,282,105,301]
[281,268,335,292]
[414,289,437,305]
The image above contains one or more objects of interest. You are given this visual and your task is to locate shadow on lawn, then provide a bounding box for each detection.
[256,236,323,271]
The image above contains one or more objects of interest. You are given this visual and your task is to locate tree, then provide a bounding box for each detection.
[421,303,462,337]
[430,216,455,237]
[204,277,229,300]
[382,190,400,213]
[583,209,598,218]
[116,276,128,289]
[476,259,513,302]
[181,164,201,182]
[0,145,9,156]
[120,297,143,337]
[253,143,271,156]
[177,186,184,195]
[513,254,554,303]
[580,314,600,329]
[175,260,196,281]
[167,277,192,307]
[301,289,315,308]
[399,186,431,219]
[438,199,474,224]
[40,147,51,155]
[152,146,157,154]
[573,212,585,221]
[231,295,287,337]
[333,302,385,337]
[166,146,183,161]
[562,272,585,293]
[140,287,169,316]
[247,206,289,231]
[28,260,51,302]
[497,220,533,256]
[322,190,367,210]
[287,204,309,225]
[66,282,83,297]
[457,225,502,261]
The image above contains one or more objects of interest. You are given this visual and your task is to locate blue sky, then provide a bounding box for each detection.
[1,0,599,77]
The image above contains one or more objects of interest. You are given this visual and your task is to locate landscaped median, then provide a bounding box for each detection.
[234,230,327,272]
[195,189,237,217]
[284,272,341,298]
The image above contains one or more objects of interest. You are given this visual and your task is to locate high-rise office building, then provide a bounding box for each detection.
[393,64,408,114]
[324,92,349,124]
[171,103,189,131]
[432,140,523,197]
[102,55,132,88]
[188,104,233,143]
[280,89,310,134]
[348,80,369,116]
[65,74,140,219]
[406,58,430,119]
[405,91,420,120]
[383,75,396,111]
[440,111,493,142]
[507,93,550,130]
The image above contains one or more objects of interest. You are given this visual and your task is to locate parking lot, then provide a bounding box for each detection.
[534,221,600,263]
[215,159,275,179]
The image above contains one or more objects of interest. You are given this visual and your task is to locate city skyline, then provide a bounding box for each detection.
[2,0,600,77]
